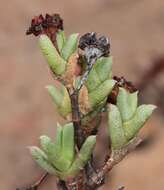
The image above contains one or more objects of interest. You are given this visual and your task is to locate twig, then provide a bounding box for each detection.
[68,88,85,149]
[77,57,97,91]
[66,51,99,189]
[85,137,142,189]
[16,172,49,190]
[64,87,85,190]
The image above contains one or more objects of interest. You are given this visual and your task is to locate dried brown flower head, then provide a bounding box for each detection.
[108,76,137,104]
[26,13,63,45]
[79,32,110,57]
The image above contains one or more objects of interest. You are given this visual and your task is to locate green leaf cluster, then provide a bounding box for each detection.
[108,88,156,150]
[39,32,78,75]
[30,123,96,179]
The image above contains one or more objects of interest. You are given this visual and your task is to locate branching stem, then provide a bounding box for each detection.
[85,137,142,189]
[68,88,85,149]
[16,172,49,190]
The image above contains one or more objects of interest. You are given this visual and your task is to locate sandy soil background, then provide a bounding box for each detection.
[0,0,164,189]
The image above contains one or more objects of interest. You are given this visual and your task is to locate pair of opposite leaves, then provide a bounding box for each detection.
[39,32,115,118]
[30,88,156,179]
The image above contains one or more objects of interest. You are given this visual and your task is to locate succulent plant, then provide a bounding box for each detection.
[23,13,157,190]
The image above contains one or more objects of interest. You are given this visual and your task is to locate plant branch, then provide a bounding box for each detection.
[66,54,99,188]
[16,172,49,190]
[85,137,142,189]
[68,88,85,149]
[64,88,85,190]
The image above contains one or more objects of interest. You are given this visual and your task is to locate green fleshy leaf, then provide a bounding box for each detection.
[78,135,96,161]
[56,30,66,52]
[59,85,71,117]
[40,135,58,158]
[30,146,56,174]
[46,85,71,117]
[46,85,63,107]
[39,34,66,75]
[94,56,113,82]
[89,79,116,108]
[86,57,113,92]
[108,104,127,149]
[68,135,96,176]
[61,33,78,61]
[117,88,138,122]
[54,124,72,172]
[124,104,156,140]
[54,123,63,156]
[62,123,75,164]
[53,155,71,172]
[85,68,101,92]
[40,133,62,168]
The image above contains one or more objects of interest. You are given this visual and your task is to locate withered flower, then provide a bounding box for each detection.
[26,13,63,46]
[108,76,137,104]
[26,14,45,36]
[79,32,110,59]
[77,33,110,90]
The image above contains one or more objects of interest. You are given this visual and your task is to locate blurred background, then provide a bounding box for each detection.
[0,0,164,189]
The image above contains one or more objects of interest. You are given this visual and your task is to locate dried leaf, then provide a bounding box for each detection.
[79,85,91,114]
